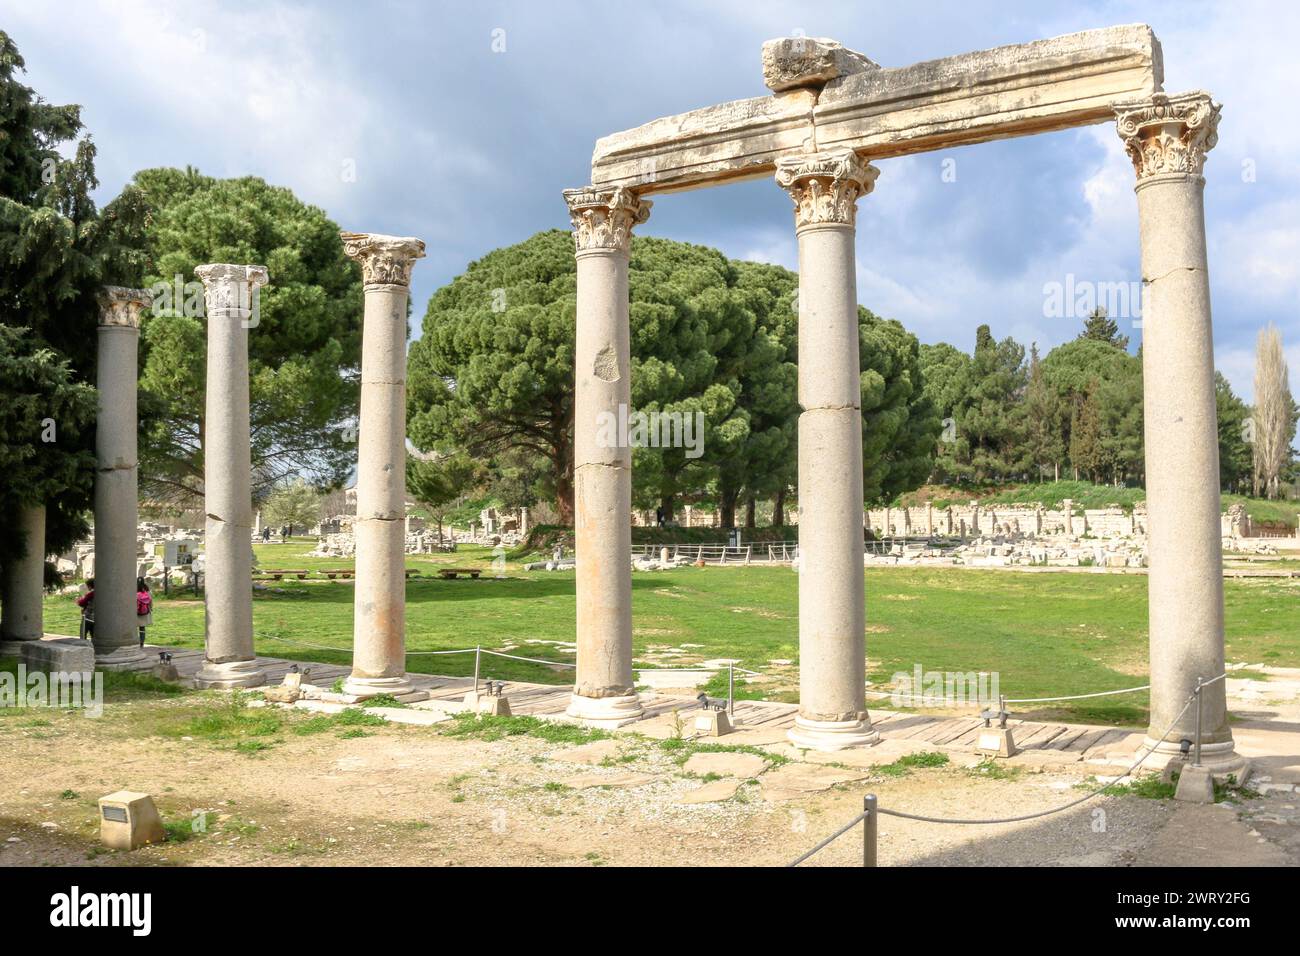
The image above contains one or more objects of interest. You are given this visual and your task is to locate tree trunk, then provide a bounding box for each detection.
[719,490,737,529]
[773,488,786,527]
[744,496,756,529]
[555,471,574,526]
[659,493,675,523]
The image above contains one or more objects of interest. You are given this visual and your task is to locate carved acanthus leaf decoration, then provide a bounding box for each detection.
[97,286,153,329]
[340,232,426,287]
[775,149,879,228]
[1115,91,1221,181]
[562,186,652,253]
[195,264,269,316]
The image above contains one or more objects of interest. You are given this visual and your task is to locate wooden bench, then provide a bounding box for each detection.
[404,568,422,578]
[319,569,355,580]
[261,569,310,581]
[436,568,482,580]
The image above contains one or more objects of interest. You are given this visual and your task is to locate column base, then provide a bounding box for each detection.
[566,692,643,728]
[193,658,267,689]
[93,645,150,670]
[342,674,413,699]
[1139,735,1249,780]
[788,714,880,752]
[0,638,41,657]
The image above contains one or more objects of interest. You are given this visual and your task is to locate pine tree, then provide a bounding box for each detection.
[0,31,148,571]
[1023,343,1066,480]
[1080,307,1129,350]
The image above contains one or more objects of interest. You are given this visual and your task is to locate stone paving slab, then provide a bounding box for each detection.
[677,779,742,804]
[682,752,768,779]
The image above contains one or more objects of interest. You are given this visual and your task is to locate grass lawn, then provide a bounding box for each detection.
[42,538,1300,726]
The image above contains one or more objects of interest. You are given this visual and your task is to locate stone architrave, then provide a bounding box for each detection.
[193,265,267,689]
[562,185,651,726]
[92,287,152,667]
[1115,92,1241,772]
[339,232,426,698]
[776,148,880,751]
[591,26,1160,193]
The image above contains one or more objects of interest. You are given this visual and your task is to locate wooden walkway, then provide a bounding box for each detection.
[125,644,1140,759]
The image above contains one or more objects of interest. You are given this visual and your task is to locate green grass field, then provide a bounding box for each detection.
[42,539,1300,726]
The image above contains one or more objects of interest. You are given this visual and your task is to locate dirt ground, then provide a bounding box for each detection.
[2,673,1298,868]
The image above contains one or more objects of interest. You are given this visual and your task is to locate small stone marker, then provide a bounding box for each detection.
[263,670,304,703]
[976,727,1018,757]
[1174,765,1216,803]
[694,708,733,736]
[98,791,166,851]
[463,691,512,716]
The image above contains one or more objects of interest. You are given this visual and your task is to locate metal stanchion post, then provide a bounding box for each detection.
[863,794,878,867]
[728,662,735,718]
[1193,677,1203,768]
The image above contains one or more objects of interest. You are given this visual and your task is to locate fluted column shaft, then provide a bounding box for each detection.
[1116,91,1240,770]
[562,186,650,726]
[340,232,425,697]
[193,265,267,689]
[776,149,880,751]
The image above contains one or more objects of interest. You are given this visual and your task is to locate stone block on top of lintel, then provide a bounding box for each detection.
[589,24,1163,194]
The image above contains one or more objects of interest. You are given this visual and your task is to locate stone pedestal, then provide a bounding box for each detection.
[562,186,650,727]
[193,265,267,689]
[776,149,879,751]
[93,288,152,668]
[339,232,425,698]
[1116,92,1241,772]
[0,504,47,655]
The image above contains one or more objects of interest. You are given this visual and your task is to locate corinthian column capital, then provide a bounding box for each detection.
[562,186,652,254]
[1115,91,1221,182]
[97,286,153,329]
[195,264,269,318]
[340,232,426,288]
[775,148,879,228]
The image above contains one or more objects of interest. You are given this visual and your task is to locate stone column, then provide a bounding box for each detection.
[0,505,46,653]
[776,149,879,750]
[924,501,934,537]
[1116,92,1241,771]
[193,265,267,689]
[562,186,651,726]
[92,287,152,667]
[1062,498,1074,536]
[339,232,426,698]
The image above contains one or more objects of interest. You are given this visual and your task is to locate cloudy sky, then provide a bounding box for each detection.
[4,0,1297,401]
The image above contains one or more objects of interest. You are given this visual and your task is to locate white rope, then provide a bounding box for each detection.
[787,673,1227,864]
[1004,683,1151,704]
[479,648,576,668]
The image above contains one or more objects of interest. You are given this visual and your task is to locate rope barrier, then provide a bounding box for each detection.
[786,811,870,867]
[480,648,576,668]
[786,675,1223,865]
[266,636,479,657]
[1004,683,1151,704]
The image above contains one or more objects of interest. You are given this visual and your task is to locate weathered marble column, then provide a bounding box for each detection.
[340,232,425,698]
[193,265,267,689]
[776,149,879,750]
[1116,92,1241,771]
[92,287,152,667]
[562,186,651,726]
[0,505,46,653]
